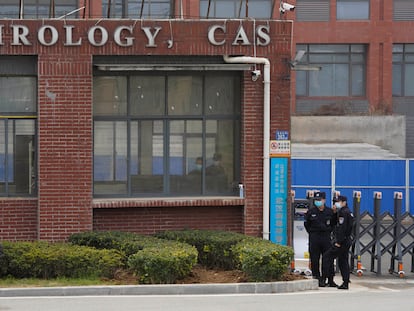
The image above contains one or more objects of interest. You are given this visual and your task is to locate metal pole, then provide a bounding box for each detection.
[352,191,363,276]
[393,192,405,277]
[372,191,382,275]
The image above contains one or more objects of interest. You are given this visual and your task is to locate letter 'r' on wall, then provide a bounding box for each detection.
[11,25,31,46]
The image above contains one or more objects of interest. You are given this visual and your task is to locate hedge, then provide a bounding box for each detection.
[69,231,198,284]
[0,241,123,279]
[156,229,294,282]
[154,229,248,270]
[232,239,294,281]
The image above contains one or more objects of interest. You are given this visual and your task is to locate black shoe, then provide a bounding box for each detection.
[328,281,338,287]
[337,283,349,290]
[319,279,326,287]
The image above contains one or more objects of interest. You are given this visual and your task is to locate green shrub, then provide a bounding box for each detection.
[127,241,198,284]
[154,229,248,270]
[0,241,123,279]
[69,231,155,256]
[70,231,199,284]
[232,239,294,282]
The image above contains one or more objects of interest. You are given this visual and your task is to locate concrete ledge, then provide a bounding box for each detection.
[0,279,318,297]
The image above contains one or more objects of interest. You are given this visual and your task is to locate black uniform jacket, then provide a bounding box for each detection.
[304,205,335,234]
[333,205,354,244]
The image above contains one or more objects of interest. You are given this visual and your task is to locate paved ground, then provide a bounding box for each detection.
[0,272,413,297]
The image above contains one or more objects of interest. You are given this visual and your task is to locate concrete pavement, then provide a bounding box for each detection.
[0,278,318,297]
[0,273,413,297]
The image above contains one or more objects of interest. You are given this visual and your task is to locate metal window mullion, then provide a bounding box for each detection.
[127,119,132,195]
[112,121,117,181]
[3,119,9,194]
[305,44,310,96]
[164,76,169,194]
[126,76,132,194]
[331,157,336,197]
[164,119,170,194]
[201,75,207,194]
[348,47,352,97]
[402,47,406,96]
[201,118,206,195]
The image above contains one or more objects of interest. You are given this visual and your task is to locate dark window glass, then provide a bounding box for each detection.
[200,0,272,18]
[392,44,414,97]
[102,0,172,18]
[0,0,78,18]
[337,0,369,20]
[93,72,241,197]
[295,44,366,97]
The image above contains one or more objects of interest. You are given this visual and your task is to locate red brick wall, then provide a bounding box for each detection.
[37,53,94,241]
[93,206,244,234]
[0,199,37,241]
[0,19,292,241]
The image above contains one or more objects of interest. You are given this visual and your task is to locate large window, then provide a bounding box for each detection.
[200,0,272,19]
[296,44,366,97]
[392,44,414,97]
[102,0,172,18]
[0,71,37,196]
[93,72,240,197]
[336,0,369,20]
[0,0,78,18]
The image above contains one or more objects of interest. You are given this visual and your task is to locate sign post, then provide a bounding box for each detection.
[269,131,290,245]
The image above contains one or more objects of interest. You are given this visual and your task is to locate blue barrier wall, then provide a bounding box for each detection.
[292,158,413,214]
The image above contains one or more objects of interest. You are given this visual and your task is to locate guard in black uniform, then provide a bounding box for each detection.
[304,191,335,286]
[321,195,354,289]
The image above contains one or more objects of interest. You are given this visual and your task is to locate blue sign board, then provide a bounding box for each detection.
[269,157,288,245]
[276,130,289,140]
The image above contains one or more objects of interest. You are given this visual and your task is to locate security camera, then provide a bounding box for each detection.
[251,69,261,81]
[279,1,295,14]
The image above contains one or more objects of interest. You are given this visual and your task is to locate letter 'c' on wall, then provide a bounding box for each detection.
[208,25,226,46]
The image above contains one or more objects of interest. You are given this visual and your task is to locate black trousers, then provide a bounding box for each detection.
[322,239,351,283]
[308,232,332,279]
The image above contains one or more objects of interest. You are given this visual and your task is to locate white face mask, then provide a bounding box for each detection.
[335,202,342,209]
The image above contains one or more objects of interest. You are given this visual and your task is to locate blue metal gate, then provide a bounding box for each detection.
[292,158,414,214]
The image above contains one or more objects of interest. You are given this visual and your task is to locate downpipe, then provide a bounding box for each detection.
[223,55,271,240]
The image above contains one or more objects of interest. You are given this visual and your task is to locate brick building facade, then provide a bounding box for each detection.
[0,15,292,241]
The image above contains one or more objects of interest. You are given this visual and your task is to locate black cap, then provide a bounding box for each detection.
[314,191,326,200]
[333,195,347,202]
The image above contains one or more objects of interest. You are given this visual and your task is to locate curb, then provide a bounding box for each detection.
[0,279,318,297]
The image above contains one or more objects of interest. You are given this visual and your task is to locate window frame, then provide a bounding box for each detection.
[336,0,370,20]
[0,75,37,197]
[295,44,366,98]
[93,71,241,198]
[392,44,414,97]
[0,0,79,19]
[102,0,173,18]
[200,0,273,19]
